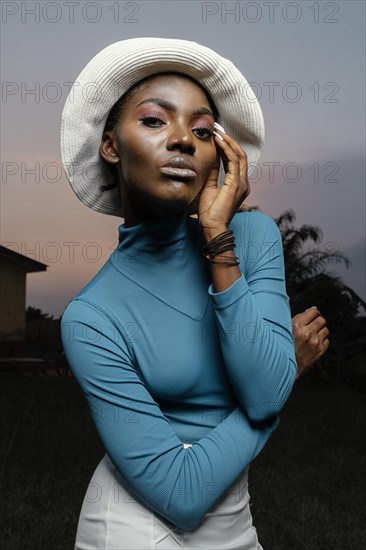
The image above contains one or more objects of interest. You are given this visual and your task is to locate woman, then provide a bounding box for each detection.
[60,38,327,549]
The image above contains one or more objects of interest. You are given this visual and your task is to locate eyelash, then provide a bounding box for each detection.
[139,115,214,140]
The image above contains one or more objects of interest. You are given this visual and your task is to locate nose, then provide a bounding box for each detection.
[166,121,196,155]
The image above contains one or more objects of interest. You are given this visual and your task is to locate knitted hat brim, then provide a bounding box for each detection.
[60,37,265,217]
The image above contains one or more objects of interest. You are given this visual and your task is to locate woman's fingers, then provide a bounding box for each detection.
[213,128,245,179]
[292,308,330,378]
[294,308,326,328]
[322,337,330,353]
[214,134,240,181]
[213,125,249,203]
[199,125,250,225]
[293,313,328,345]
[318,326,330,344]
[216,129,248,182]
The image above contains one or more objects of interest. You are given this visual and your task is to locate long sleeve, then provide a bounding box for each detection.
[208,212,298,422]
[61,297,279,532]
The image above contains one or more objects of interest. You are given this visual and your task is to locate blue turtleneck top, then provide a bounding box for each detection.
[61,210,297,531]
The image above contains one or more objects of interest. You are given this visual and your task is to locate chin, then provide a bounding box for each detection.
[153,188,197,208]
[139,192,188,214]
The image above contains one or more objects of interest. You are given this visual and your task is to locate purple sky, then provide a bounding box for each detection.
[1,0,365,317]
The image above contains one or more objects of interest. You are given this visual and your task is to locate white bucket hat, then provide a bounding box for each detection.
[60,37,265,217]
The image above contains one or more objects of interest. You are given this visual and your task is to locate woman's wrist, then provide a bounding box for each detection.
[200,225,242,292]
[200,225,229,245]
[209,260,242,293]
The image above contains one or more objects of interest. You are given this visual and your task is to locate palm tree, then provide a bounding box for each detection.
[275,209,366,382]
[245,206,366,383]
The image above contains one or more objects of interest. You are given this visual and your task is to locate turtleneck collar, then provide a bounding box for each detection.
[109,211,211,321]
[117,210,188,254]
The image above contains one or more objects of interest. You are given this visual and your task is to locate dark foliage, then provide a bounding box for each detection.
[275,208,366,383]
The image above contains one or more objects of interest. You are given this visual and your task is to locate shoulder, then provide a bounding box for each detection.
[61,254,131,323]
[229,210,281,245]
[228,211,284,277]
[70,258,115,301]
[60,296,112,343]
[60,295,134,371]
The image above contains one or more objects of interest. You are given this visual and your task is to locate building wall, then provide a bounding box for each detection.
[0,259,26,341]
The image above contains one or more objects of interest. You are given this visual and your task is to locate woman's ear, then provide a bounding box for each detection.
[99,131,120,164]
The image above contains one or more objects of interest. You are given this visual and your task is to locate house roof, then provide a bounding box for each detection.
[0,245,48,273]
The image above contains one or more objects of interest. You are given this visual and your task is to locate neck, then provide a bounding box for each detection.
[120,184,186,228]
[117,209,189,253]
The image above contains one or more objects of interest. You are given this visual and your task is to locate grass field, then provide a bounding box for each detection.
[0,371,365,550]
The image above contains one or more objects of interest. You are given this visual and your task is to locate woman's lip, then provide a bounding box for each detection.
[160,167,196,179]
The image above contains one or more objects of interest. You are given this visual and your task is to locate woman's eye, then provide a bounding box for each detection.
[140,116,165,127]
[193,127,213,139]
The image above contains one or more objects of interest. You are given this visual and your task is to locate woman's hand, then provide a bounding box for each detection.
[292,307,330,380]
[197,123,250,237]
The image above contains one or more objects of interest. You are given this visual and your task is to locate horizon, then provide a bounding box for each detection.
[1,0,365,317]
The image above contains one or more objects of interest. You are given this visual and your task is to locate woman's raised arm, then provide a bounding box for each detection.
[207,211,298,422]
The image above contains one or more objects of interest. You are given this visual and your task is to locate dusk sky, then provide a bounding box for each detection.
[1,0,365,318]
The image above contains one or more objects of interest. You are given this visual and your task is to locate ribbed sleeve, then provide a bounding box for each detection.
[208,212,298,421]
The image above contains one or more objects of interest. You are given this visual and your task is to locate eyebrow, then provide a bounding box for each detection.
[135,98,214,118]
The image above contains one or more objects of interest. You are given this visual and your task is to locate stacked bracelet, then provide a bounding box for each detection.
[202,229,240,266]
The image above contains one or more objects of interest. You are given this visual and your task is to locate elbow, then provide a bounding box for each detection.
[176,517,202,532]
[245,363,297,422]
[164,503,207,532]
[246,401,282,422]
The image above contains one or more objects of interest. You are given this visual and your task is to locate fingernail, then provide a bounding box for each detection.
[213,130,224,141]
[214,122,226,134]
[305,306,318,311]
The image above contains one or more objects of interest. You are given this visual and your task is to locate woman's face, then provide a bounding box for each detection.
[100,74,219,223]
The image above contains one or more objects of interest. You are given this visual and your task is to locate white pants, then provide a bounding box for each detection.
[74,451,264,550]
